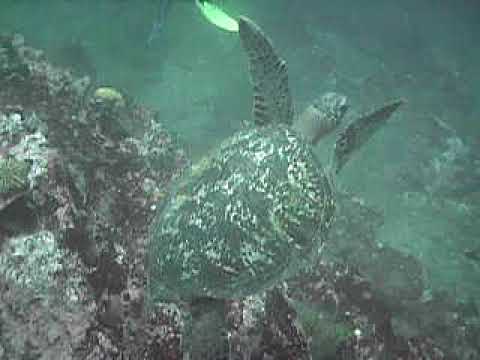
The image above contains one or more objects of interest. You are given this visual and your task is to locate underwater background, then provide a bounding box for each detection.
[1,0,480,358]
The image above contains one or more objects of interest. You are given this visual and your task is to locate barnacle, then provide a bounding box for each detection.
[0,156,30,193]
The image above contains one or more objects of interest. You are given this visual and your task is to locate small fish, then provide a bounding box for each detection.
[464,248,480,263]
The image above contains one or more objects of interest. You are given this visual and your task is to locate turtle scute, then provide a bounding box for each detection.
[147,125,335,302]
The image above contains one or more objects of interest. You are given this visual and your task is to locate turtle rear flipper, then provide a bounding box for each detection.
[238,16,294,127]
[333,99,404,174]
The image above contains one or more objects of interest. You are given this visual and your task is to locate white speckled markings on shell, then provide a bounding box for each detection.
[147,126,335,301]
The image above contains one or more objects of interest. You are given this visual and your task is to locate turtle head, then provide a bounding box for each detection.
[294,92,349,145]
[320,92,349,124]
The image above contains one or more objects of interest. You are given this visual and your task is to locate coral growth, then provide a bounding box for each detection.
[0,31,478,360]
[0,156,29,193]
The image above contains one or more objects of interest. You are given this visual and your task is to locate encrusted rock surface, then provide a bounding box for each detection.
[1,33,478,360]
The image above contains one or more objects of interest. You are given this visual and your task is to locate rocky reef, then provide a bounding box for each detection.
[0,34,478,360]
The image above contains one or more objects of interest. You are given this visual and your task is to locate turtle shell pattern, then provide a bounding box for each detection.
[148,124,335,301]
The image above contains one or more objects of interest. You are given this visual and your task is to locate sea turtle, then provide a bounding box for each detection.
[147,17,403,303]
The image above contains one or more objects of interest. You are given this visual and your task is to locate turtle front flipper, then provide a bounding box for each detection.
[333,99,404,174]
[238,16,294,127]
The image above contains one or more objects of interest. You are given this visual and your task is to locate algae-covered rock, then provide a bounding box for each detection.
[0,156,30,194]
[93,86,126,107]
[0,230,88,303]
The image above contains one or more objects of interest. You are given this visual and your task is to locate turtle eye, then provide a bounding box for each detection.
[336,133,349,152]
[338,103,349,116]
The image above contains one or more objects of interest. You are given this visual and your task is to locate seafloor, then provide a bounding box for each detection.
[1,0,479,359]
